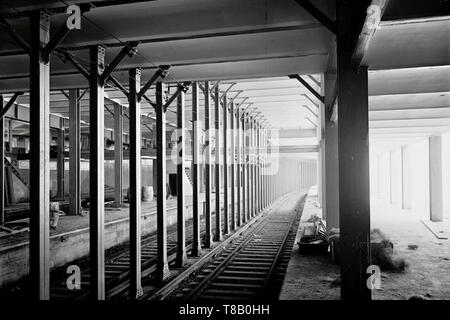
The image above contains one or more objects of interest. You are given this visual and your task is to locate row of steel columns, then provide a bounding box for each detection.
[24,10,309,301]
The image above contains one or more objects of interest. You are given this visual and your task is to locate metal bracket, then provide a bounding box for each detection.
[42,5,91,63]
[0,17,31,54]
[100,41,140,84]
[294,0,337,35]
[137,65,170,101]
[162,82,191,112]
[289,74,324,104]
[0,92,23,120]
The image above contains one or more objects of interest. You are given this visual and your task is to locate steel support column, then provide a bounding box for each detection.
[230,102,236,231]
[56,129,65,200]
[203,82,212,248]
[337,0,371,299]
[69,89,80,216]
[222,94,229,235]
[214,85,222,242]
[176,88,187,265]
[191,83,202,255]
[89,45,106,300]
[176,88,187,266]
[128,68,143,298]
[114,102,123,207]
[236,107,241,227]
[29,11,50,300]
[0,96,4,226]
[156,82,170,281]
[246,117,251,220]
[241,114,247,223]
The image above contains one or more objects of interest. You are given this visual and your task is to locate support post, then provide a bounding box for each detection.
[89,45,106,300]
[337,0,371,299]
[0,96,4,226]
[29,10,50,300]
[241,114,247,223]
[223,94,229,235]
[114,103,123,207]
[191,83,202,255]
[236,107,241,226]
[176,87,187,266]
[214,85,222,242]
[156,82,170,281]
[69,89,80,216]
[429,135,443,222]
[401,145,412,210]
[230,102,236,231]
[128,68,143,298]
[246,117,251,220]
[203,82,212,247]
[56,129,65,200]
[324,71,339,230]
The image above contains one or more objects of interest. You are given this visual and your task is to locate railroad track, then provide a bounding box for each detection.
[50,213,207,300]
[168,193,305,301]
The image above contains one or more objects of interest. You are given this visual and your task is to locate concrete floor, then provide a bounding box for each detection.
[279,190,450,300]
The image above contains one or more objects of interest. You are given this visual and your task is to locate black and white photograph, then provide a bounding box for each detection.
[0,0,449,313]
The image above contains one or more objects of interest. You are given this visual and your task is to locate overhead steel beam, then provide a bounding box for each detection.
[162,82,191,112]
[191,82,202,256]
[89,45,106,300]
[137,65,170,101]
[29,10,50,300]
[156,81,171,282]
[294,0,337,34]
[0,92,23,120]
[100,41,139,84]
[289,74,325,103]
[352,0,390,67]
[128,68,143,299]
[176,87,187,267]
[203,81,213,248]
[43,20,75,63]
[0,17,31,54]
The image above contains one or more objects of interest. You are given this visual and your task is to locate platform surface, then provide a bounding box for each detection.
[279,189,450,300]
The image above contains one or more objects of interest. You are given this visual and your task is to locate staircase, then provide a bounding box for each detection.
[4,157,29,188]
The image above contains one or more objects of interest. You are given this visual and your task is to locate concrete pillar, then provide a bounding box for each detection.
[401,145,413,209]
[114,103,123,207]
[429,135,443,222]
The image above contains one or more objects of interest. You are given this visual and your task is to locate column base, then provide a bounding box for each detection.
[156,263,171,282]
[191,245,202,257]
[175,252,188,268]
